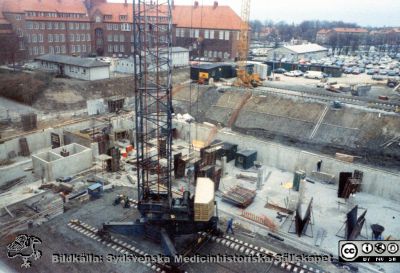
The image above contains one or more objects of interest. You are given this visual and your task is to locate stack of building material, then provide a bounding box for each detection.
[307,171,335,184]
[194,178,215,222]
[222,185,256,208]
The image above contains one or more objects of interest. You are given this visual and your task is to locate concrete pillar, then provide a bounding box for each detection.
[221,156,227,177]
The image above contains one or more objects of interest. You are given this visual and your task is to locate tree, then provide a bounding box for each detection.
[0,34,25,69]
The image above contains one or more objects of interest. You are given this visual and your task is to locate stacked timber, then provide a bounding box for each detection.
[221,185,256,208]
[194,178,215,222]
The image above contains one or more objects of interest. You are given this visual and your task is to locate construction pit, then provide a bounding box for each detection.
[1,99,400,273]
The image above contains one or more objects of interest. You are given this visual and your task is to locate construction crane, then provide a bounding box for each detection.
[100,0,220,269]
[234,0,261,87]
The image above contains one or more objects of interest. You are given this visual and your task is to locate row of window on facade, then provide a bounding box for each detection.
[107,34,131,42]
[29,44,91,56]
[105,23,131,32]
[203,50,230,59]
[26,33,91,43]
[107,44,133,53]
[175,28,239,40]
[26,21,90,31]
[24,12,86,19]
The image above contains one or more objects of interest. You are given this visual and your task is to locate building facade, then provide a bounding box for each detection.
[0,0,242,61]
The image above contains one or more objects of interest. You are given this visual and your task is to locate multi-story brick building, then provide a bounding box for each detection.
[0,0,242,61]
[316,28,369,44]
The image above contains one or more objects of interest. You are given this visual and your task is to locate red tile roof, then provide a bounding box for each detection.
[333,28,368,33]
[317,29,332,34]
[1,0,88,14]
[92,3,242,30]
[172,5,242,30]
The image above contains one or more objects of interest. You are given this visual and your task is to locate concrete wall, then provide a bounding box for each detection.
[215,130,400,201]
[32,143,92,181]
[89,66,110,81]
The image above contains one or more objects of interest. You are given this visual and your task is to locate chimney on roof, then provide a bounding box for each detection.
[213,1,218,9]
[194,1,199,8]
[124,0,127,6]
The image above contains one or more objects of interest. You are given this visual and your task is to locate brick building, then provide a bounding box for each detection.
[316,28,369,44]
[0,0,242,61]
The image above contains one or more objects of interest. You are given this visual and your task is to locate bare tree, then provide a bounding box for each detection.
[0,34,25,70]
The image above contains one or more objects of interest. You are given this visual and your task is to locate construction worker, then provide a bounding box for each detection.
[226,218,234,235]
[317,160,322,172]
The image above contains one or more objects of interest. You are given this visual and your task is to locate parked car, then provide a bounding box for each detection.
[304,71,324,79]
[273,68,286,74]
[366,69,375,75]
[387,70,397,77]
[352,68,360,75]
[372,74,385,81]
[284,71,297,77]
[379,70,388,75]
[292,70,304,77]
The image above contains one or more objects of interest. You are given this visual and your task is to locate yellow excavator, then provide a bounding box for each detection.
[234,0,261,88]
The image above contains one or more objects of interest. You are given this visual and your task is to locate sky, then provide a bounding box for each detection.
[109,0,400,27]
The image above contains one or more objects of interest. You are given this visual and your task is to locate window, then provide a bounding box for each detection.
[54,22,58,29]
[120,15,127,21]
[76,45,80,52]
[113,24,118,30]
[82,44,86,52]
[86,23,90,30]
[61,22,65,29]
[104,15,112,21]
[81,34,85,41]
[213,51,217,58]
[179,28,185,37]
[120,44,124,52]
[49,46,54,54]
[82,68,86,75]
[108,44,113,53]
[27,34,31,43]
[26,21,33,29]
[176,28,180,37]
[69,22,74,30]
[55,46,60,54]
[114,35,118,42]
[34,22,39,29]
[204,50,208,57]
[120,34,124,42]
[80,23,85,30]
[48,34,53,42]
[219,31,224,40]
[40,22,45,29]
[16,28,23,37]
[60,34,65,42]
[70,34,74,42]
[61,45,66,54]
[189,29,194,38]
[195,29,199,38]
[76,34,80,41]
[121,23,131,31]
[33,46,38,55]
[106,24,112,30]
[16,14,22,20]
[54,34,59,42]
[75,23,79,29]
[38,34,43,42]
[210,30,214,39]
[40,46,44,54]
[208,51,213,58]
[86,34,90,41]
[95,16,101,23]
[47,22,52,29]
[224,31,230,40]
[19,41,24,50]
[71,45,75,53]
[204,30,209,39]
[108,35,112,42]
[114,44,118,52]
[218,51,223,58]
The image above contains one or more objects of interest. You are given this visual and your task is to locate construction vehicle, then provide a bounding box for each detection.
[234,0,261,88]
[99,1,220,270]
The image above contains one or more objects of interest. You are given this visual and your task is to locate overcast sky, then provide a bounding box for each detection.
[109,0,400,27]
